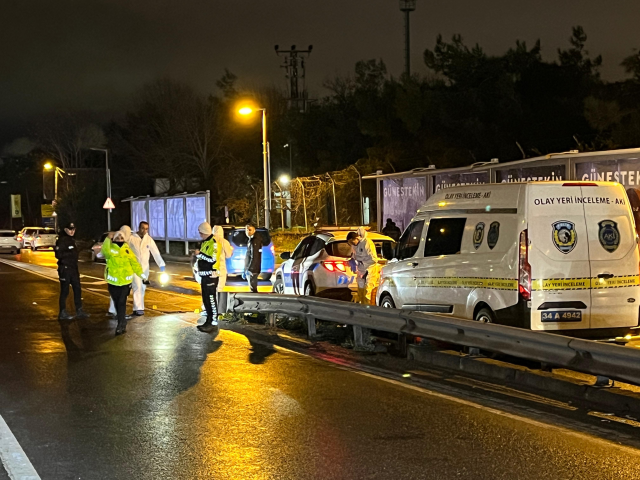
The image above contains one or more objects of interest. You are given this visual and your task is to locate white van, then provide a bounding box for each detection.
[376,181,640,337]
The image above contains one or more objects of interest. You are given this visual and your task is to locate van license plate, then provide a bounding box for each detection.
[541,311,582,322]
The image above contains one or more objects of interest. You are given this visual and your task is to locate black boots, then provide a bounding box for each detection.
[76,308,90,319]
[58,310,73,321]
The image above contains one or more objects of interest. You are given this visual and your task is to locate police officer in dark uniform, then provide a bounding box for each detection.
[55,222,90,320]
[243,224,262,293]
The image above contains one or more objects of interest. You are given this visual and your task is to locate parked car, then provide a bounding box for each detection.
[0,230,20,254]
[91,232,112,262]
[272,228,396,301]
[191,226,275,282]
[23,228,57,251]
[377,181,640,338]
[17,227,40,248]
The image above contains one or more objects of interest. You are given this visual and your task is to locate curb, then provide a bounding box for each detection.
[408,344,640,417]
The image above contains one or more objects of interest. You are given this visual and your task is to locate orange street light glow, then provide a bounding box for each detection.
[44,163,53,170]
[238,107,253,115]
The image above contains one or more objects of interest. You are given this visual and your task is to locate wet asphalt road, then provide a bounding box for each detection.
[3,258,640,478]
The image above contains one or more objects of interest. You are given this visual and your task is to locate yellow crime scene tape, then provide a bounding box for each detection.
[392,275,639,291]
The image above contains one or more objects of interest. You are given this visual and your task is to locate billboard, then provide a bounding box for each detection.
[382,176,427,232]
[575,158,640,234]
[495,164,566,183]
[10,195,21,218]
[434,171,489,192]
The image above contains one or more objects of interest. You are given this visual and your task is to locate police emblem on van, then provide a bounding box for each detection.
[487,222,500,249]
[552,221,577,254]
[473,222,485,250]
[598,220,620,253]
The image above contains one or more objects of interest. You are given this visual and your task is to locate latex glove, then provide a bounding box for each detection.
[348,259,357,272]
[160,266,165,272]
[141,273,148,281]
[241,271,246,280]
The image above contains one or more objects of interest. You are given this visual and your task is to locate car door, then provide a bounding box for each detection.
[581,184,640,329]
[302,237,327,293]
[412,217,467,313]
[283,237,314,295]
[386,220,425,308]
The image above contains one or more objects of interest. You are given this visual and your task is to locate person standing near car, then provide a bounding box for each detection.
[128,221,165,316]
[243,224,262,293]
[55,222,90,320]
[213,225,233,314]
[195,222,221,332]
[381,218,402,242]
[102,230,145,336]
[354,227,380,304]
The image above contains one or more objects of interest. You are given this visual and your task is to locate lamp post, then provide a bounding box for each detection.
[43,162,65,232]
[326,173,338,226]
[273,180,286,230]
[295,177,308,231]
[90,148,112,231]
[238,106,271,230]
[349,165,364,225]
[284,143,292,177]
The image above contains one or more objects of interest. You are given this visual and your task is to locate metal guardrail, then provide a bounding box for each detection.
[231,293,640,387]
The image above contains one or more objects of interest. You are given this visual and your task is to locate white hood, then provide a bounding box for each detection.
[119,225,132,243]
[356,227,367,240]
[213,225,224,242]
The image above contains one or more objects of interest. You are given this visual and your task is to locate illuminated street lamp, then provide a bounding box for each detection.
[238,104,271,229]
[90,148,112,231]
[43,162,65,231]
[274,174,291,230]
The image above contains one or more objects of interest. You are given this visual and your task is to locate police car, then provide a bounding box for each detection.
[377,181,640,337]
[272,228,396,301]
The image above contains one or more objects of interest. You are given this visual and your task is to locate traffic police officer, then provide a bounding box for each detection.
[55,222,90,320]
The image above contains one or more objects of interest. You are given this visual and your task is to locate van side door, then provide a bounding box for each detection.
[412,217,467,313]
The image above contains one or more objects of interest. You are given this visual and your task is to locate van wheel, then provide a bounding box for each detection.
[273,277,285,294]
[380,295,396,309]
[304,282,315,297]
[475,307,495,323]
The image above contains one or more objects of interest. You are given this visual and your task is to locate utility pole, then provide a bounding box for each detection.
[399,0,416,78]
[275,45,313,112]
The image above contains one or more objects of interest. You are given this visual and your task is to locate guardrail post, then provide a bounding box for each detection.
[267,313,276,327]
[307,317,317,337]
[594,375,611,387]
[353,326,365,349]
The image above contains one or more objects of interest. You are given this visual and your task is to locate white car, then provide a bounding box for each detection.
[17,227,40,248]
[29,228,57,251]
[91,232,112,262]
[272,229,396,301]
[0,230,20,254]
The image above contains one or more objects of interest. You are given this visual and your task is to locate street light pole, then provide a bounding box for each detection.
[90,148,112,231]
[284,143,292,177]
[296,178,308,231]
[261,110,271,229]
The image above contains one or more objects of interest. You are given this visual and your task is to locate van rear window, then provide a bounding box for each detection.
[424,218,466,257]
[0,232,15,238]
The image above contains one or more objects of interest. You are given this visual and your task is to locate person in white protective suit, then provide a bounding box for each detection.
[108,222,165,316]
[212,225,233,314]
[353,226,380,304]
[129,221,165,315]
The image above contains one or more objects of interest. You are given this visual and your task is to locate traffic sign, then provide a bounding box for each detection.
[103,198,115,209]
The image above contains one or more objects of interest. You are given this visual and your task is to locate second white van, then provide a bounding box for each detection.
[376,181,640,336]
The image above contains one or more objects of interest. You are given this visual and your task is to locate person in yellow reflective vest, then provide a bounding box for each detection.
[195,222,221,332]
[102,230,145,336]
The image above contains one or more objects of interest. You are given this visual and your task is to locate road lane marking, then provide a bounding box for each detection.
[446,376,577,411]
[0,414,41,480]
[589,411,640,428]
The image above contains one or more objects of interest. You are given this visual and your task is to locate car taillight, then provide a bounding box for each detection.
[518,229,531,301]
[322,260,347,273]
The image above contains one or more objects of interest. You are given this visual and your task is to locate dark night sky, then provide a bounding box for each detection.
[1,0,639,145]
